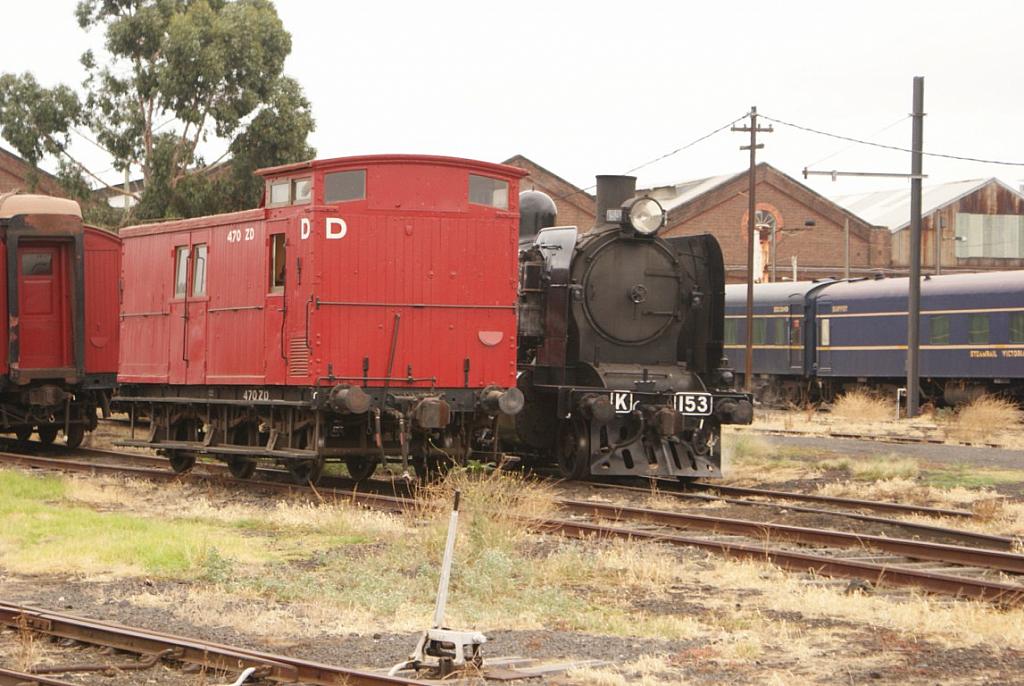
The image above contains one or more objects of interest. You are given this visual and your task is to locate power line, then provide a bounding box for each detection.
[805,115,910,169]
[621,114,750,176]
[555,113,750,201]
[761,114,1024,167]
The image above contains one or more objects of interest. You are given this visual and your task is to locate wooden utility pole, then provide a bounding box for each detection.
[732,107,772,392]
[907,77,925,418]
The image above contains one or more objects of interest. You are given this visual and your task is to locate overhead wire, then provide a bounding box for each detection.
[804,115,910,169]
[554,113,750,201]
[760,113,1024,167]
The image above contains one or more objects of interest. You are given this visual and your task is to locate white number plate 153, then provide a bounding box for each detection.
[675,392,712,416]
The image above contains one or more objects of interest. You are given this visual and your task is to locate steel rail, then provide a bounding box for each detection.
[586,482,1014,550]
[538,519,1024,605]
[0,667,79,686]
[684,481,974,518]
[559,499,1024,574]
[0,602,428,686]
[0,452,413,513]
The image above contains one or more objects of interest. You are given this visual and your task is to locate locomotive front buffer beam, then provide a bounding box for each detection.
[558,387,752,480]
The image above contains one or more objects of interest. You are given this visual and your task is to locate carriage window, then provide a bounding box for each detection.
[1011,313,1024,344]
[469,174,508,209]
[771,318,785,345]
[753,318,768,345]
[820,318,831,347]
[724,319,738,344]
[324,170,365,203]
[968,314,989,344]
[292,178,312,204]
[21,253,52,275]
[929,315,950,345]
[269,181,290,205]
[270,234,286,293]
[789,318,802,346]
[191,243,208,297]
[173,246,189,298]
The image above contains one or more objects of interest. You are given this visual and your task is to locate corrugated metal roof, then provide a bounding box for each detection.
[832,178,1024,233]
[638,171,742,212]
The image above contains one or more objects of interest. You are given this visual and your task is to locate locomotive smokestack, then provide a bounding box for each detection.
[594,175,636,232]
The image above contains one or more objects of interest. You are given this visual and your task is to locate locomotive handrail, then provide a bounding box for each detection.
[315,298,514,310]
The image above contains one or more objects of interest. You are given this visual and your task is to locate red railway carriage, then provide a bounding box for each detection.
[0,193,120,447]
[116,155,527,482]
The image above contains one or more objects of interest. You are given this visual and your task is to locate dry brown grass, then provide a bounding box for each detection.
[830,389,893,424]
[944,395,1023,443]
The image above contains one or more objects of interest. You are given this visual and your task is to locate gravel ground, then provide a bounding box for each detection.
[3,570,1024,685]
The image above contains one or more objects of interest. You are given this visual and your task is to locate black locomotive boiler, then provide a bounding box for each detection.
[511,175,752,480]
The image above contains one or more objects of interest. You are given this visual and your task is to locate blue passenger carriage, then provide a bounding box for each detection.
[725,271,1024,404]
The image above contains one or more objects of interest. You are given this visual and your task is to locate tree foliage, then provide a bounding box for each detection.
[0,0,315,225]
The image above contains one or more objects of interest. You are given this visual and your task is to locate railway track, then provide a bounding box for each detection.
[2,446,1023,605]
[0,601,428,685]
[731,425,1005,449]
[585,481,1016,550]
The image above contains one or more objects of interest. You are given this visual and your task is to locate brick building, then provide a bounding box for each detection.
[0,147,66,197]
[644,163,891,283]
[504,155,596,231]
[503,156,889,283]
[835,178,1024,274]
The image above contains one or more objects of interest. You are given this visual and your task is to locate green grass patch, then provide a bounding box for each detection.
[0,470,279,577]
[921,465,1024,490]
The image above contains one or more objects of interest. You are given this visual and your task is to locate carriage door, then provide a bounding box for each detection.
[787,304,803,371]
[168,234,209,384]
[184,232,209,385]
[17,242,73,370]
[816,301,832,372]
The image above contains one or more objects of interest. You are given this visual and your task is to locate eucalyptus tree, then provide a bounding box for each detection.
[0,0,315,225]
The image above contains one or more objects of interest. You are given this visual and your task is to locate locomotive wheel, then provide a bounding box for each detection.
[37,427,58,445]
[168,452,197,473]
[65,424,85,449]
[287,457,324,485]
[228,457,258,479]
[413,455,452,483]
[556,419,592,481]
[14,426,31,442]
[345,455,378,481]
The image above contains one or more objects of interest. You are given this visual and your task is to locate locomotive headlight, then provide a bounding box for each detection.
[626,197,666,235]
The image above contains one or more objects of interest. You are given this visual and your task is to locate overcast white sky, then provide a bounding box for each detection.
[4,0,1024,200]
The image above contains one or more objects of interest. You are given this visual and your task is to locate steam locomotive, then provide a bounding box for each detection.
[511,176,752,480]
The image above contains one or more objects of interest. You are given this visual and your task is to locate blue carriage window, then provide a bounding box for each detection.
[724,319,739,344]
[930,316,950,345]
[1011,313,1024,344]
[968,314,989,344]
[753,318,768,344]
